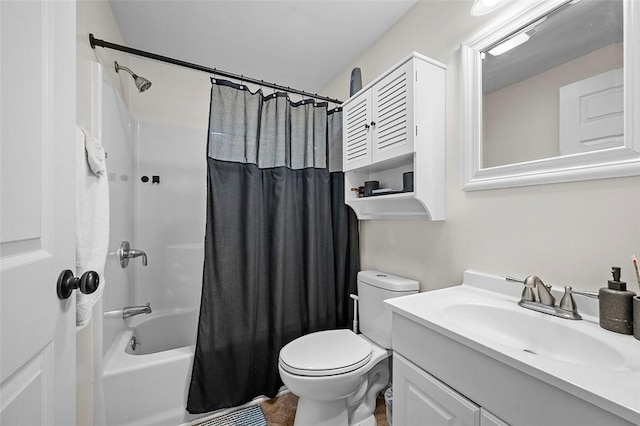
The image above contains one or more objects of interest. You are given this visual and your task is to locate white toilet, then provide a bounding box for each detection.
[278,270,419,426]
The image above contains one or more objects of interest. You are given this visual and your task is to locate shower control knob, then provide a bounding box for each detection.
[56,270,99,300]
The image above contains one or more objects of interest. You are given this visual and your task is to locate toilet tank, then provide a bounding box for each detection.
[358,270,419,349]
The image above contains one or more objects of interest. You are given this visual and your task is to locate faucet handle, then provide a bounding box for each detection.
[559,286,578,313]
[560,286,598,314]
[506,276,537,302]
[117,241,148,268]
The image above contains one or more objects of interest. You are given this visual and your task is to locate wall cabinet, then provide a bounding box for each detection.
[394,354,509,426]
[342,52,446,220]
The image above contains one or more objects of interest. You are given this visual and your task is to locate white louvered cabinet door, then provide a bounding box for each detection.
[372,60,415,163]
[343,90,373,171]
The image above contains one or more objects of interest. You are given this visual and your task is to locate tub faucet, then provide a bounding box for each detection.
[122,302,152,319]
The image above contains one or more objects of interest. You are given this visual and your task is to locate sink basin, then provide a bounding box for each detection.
[443,303,626,369]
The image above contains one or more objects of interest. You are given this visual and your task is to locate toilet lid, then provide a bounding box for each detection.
[279,330,372,377]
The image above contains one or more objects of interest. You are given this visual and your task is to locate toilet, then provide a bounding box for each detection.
[278,270,419,426]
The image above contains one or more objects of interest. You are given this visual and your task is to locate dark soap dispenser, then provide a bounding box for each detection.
[599,266,635,334]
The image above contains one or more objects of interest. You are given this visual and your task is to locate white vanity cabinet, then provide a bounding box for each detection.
[394,353,509,426]
[387,295,638,426]
[342,52,446,220]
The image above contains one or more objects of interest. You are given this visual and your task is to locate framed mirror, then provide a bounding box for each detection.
[461,0,640,190]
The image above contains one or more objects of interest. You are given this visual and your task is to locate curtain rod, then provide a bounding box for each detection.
[89,34,343,105]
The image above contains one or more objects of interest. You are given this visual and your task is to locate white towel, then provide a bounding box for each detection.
[82,127,107,176]
[76,126,110,329]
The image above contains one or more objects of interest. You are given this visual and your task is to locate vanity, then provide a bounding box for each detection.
[385,271,640,426]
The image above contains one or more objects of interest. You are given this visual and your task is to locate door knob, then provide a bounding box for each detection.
[57,270,99,300]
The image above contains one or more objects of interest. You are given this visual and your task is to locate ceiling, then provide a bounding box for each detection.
[483,0,623,93]
[108,0,417,96]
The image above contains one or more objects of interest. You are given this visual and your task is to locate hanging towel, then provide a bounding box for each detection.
[82,126,107,176]
[76,126,110,329]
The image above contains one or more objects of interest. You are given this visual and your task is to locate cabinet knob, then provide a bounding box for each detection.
[371,121,376,127]
[364,123,370,130]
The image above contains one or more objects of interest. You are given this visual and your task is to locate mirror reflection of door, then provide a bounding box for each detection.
[482,0,623,168]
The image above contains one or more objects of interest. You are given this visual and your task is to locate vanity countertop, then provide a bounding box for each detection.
[384,271,640,425]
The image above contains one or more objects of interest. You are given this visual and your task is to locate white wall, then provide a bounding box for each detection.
[113,0,640,293]
[320,1,640,293]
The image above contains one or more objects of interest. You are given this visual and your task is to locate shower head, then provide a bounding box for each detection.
[114,61,152,93]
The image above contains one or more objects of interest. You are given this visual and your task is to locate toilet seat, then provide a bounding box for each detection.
[279,330,372,377]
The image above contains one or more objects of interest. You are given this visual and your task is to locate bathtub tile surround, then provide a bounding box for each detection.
[94,64,207,426]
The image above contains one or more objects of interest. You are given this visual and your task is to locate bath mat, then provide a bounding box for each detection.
[196,405,267,426]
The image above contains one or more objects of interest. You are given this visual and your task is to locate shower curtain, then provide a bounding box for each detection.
[187,80,359,413]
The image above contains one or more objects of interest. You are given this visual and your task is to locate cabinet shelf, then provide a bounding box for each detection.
[350,191,415,202]
[346,193,432,221]
[342,52,446,221]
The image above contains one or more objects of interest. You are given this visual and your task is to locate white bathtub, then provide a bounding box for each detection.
[103,309,200,426]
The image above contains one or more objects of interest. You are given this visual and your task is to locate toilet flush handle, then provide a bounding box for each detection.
[350,294,359,333]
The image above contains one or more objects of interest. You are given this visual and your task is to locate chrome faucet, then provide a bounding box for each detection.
[122,302,152,319]
[506,275,595,320]
[118,241,148,268]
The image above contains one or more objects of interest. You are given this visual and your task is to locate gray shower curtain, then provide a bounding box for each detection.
[187,80,359,413]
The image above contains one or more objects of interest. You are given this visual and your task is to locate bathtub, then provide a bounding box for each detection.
[103,309,201,426]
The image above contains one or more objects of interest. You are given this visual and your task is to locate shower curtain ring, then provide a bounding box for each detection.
[240,75,244,90]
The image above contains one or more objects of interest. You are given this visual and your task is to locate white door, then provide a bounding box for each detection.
[559,68,624,155]
[1,1,77,425]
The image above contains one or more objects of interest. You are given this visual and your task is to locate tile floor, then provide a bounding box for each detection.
[260,392,389,426]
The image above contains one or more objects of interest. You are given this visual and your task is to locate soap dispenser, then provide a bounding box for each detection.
[599,266,635,334]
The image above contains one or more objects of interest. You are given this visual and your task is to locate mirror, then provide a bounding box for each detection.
[461,0,640,190]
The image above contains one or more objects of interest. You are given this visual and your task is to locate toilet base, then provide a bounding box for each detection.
[351,414,377,426]
[292,398,378,426]
[293,397,348,426]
